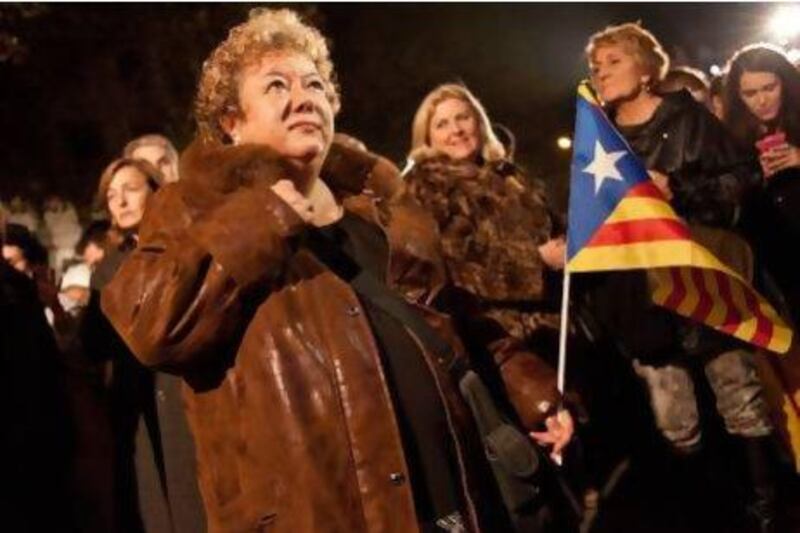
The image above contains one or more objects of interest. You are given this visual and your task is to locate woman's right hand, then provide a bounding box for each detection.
[270,179,344,227]
[270,180,316,223]
[648,169,673,200]
[530,409,574,462]
[760,142,800,179]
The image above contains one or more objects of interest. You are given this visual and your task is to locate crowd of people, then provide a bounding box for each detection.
[2,8,800,533]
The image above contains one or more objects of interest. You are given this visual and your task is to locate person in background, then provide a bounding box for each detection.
[76,219,112,270]
[83,157,205,533]
[42,194,83,276]
[709,73,726,120]
[586,22,775,532]
[405,82,571,443]
[2,222,49,278]
[59,263,91,315]
[6,195,42,236]
[1,221,66,329]
[723,43,800,330]
[124,134,181,184]
[53,262,92,343]
[53,256,117,533]
[658,65,710,105]
[403,82,575,530]
[1,214,75,531]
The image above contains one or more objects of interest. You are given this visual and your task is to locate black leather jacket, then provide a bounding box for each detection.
[584,90,759,362]
[740,163,800,326]
[617,90,759,227]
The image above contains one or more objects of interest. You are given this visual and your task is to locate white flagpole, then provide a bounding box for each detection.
[557,262,571,394]
[553,252,571,467]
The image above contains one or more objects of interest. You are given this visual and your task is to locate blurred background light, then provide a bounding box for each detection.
[768,4,800,43]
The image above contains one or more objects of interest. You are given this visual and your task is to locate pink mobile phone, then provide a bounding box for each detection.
[756,132,787,154]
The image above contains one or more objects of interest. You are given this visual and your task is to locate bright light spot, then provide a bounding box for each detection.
[788,48,800,64]
[769,5,800,42]
[557,136,572,150]
[709,64,722,76]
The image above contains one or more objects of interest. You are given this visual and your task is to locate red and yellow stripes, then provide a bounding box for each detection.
[649,266,791,354]
[567,182,793,354]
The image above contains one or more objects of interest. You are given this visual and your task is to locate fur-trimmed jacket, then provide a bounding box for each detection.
[405,151,554,305]
[403,151,562,426]
[101,137,543,532]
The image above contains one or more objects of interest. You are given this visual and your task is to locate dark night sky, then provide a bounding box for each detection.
[0,3,785,211]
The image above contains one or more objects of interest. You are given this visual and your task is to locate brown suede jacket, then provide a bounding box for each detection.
[102,138,528,532]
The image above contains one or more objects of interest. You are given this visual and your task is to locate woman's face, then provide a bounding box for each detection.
[738,71,783,124]
[428,97,481,161]
[107,166,152,230]
[590,44,647,105]
[226,50,334,175]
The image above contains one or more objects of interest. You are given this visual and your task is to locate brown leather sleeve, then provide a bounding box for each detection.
[490,337,561,430]
[100,185,304,372]
[385,200,447,306]
[322,140,403,201]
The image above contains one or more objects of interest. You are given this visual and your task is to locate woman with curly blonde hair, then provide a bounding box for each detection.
[98,8,555,532]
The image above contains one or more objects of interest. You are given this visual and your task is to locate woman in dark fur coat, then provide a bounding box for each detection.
[404,83,573,455]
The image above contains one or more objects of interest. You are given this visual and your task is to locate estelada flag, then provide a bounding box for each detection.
[566,83,793,354]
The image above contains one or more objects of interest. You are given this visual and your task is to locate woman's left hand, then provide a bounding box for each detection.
[306,178,344,227]
[648,170,673,200]
[761,143,800,178]
[538,236,566,270]
[530,409,574,462]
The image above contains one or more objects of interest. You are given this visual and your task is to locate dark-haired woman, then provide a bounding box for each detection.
[723,43,800,328]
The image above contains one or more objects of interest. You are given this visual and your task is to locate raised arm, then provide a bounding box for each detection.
[101,181,304,374]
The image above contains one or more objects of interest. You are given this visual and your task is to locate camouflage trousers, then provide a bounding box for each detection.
[633,349,772,453]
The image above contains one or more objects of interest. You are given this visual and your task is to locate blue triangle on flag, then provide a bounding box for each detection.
[567,96,652,259]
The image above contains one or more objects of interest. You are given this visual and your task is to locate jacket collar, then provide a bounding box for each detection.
[615,89,699,135]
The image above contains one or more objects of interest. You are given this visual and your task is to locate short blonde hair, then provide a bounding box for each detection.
[409,83,506,163]
[195,8,340,143]
[123,134,179,164]
[586,22,670,88]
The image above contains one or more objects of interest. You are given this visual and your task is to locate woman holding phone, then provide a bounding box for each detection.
[723,43,800,326]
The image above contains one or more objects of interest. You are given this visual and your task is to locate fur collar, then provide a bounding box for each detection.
[177,136,304,212]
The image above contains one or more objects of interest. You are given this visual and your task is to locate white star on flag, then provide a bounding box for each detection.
[583,140,627,194]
